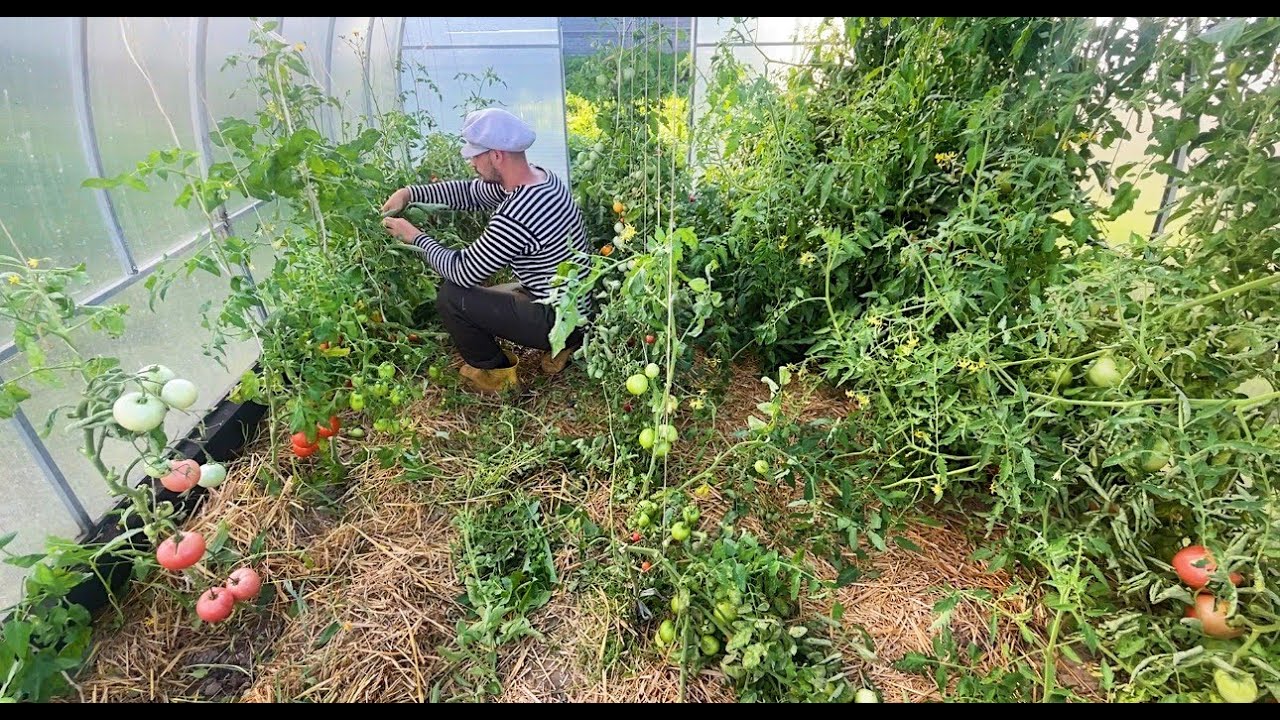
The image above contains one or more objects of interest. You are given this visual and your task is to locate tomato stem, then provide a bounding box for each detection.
[998,348,1109,369]
[1028,390,1279,410]
[1165,272,1280,316]
[621,544,661,559]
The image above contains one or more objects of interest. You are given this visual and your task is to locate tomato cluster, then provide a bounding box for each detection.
[290,415,341,458]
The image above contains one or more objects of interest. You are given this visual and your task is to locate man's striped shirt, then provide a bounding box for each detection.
[408,167,593,318]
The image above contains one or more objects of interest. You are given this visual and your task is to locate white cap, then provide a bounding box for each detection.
[460,108,536,159]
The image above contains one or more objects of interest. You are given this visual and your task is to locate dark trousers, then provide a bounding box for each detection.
[429,281,584,369]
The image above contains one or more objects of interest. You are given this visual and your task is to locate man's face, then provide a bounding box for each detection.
[469,150,501,184]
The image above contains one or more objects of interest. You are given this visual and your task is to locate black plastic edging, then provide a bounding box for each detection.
[56,363,270,616]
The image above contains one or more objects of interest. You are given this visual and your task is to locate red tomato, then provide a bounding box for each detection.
[1172,545,1242,589]
[196,586,236,623]
[225,567,262,602]
[1173,545,1216,588]
[160,459,201,493]
[292,442,317,458]
[156,531,205,571]
[316,415,341,439]
[1190,592,1243,639]
[291,430,314,447]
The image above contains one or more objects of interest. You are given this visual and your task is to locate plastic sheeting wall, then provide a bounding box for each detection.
[0,16,404,609]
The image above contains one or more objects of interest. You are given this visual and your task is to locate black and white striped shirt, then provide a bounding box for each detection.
[409,167,593,317]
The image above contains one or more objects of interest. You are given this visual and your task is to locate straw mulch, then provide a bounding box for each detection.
[66,353,1081,702]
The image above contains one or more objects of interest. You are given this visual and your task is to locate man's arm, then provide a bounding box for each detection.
[413,214,533,288]
[406,179,507,211]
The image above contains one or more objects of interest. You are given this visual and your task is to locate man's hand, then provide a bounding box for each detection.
[382,217,422,244]
[380,188,411,216]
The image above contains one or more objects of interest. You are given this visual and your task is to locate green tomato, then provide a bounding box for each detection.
[636,512,651,528]
[1086,355,1124,387]
[1140,436,1171,473]
[626,373,649,396]
[160,378,199,410]
[671,591,689,614]
[197,462,227,489]
[1222,330,1254,354]
[754,459,769,475]
[713,600,737,624]
[657,424,678,443]
[644,363,660,379]
[112,391,168,433]
[700,634,720,656]
[854,688,879,703]
[682,505,700,524]
[349,392,365,411]
[653,440,671,458]
[658,619,676,644]
[141,455,170,478]
[1045,365,1072,389]
[1214,669,1258,704]
[671,522,691,542]
[378,362,396,380]
[638,427,656,449]
[138,364,176,395]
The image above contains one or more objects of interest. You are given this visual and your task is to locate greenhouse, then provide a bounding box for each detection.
[0,16,1276,703]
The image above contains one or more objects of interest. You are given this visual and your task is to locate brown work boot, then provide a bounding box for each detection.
[540,345,577,375]
[459,350,520,394]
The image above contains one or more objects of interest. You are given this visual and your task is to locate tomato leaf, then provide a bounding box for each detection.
[896,651,932,673]
[5,553,46,569]
[894,535,922,553]
[314,620,343,648]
